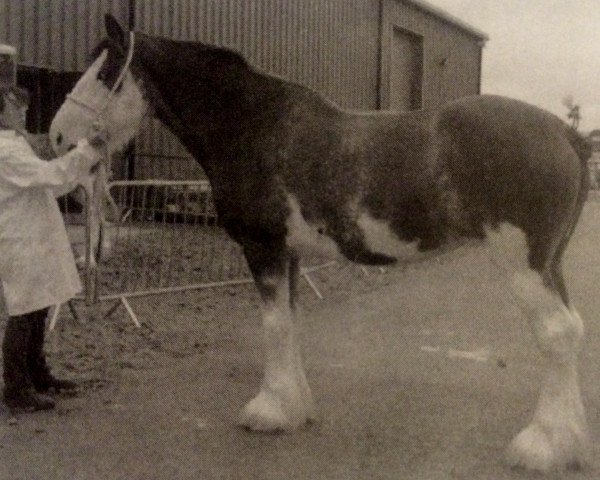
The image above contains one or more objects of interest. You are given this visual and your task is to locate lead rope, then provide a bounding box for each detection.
[95,33,135,303]
[65,32,136,304]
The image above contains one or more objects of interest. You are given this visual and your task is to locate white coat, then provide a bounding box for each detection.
[0,130,100,316]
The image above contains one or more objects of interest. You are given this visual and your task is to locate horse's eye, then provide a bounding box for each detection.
[56,133,63,145]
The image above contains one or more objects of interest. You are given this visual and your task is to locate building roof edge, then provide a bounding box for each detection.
[404,0,489,43]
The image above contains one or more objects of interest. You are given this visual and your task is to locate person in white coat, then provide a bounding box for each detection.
[0,85,107,412]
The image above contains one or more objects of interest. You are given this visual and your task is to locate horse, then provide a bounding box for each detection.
[49,14,592,473]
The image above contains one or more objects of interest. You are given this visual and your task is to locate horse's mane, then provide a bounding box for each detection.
[153,37,251,79]
[135,64,193,144]
[89,32,332,147]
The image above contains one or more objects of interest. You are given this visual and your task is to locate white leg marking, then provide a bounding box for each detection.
[506,270,589,471]
[238,275,315,431]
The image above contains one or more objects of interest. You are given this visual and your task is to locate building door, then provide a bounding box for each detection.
[389,27,423,110]
[17,66,80,133]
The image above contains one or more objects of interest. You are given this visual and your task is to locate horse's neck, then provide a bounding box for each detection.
[150,85,193,143]
[146,64,278,150]
[137,36,338,175]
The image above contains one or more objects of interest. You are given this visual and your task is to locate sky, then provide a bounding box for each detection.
[427,0,600,132]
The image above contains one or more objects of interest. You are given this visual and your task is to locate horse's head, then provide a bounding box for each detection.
[50,14,149,156]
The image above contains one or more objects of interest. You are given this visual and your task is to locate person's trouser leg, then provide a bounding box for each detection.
[27,308,77,393]
[3,312,55,412]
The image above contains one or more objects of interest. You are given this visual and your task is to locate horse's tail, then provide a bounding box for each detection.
[566,127,592,166]
[554,128,592,270]
[566,127,591,206]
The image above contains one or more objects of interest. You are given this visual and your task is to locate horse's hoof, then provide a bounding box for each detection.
[238,388,314,432]
[505,422,589,472]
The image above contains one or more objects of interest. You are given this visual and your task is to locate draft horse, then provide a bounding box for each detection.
[50,15,592,472]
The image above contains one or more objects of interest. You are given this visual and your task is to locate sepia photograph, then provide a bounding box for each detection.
[1,1,600,479]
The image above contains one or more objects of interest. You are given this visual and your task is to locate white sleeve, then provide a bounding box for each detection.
[0,138,101,196]
[50,177,83,198]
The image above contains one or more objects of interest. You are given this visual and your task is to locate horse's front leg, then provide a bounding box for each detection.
[238,244,315,431]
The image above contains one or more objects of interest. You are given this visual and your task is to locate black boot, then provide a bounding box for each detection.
[28,309,77,394]
[3,314,55,412]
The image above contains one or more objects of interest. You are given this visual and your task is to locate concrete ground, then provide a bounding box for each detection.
[3,201,600,479]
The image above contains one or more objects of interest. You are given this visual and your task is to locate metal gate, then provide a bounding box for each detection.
[52,179,333,328]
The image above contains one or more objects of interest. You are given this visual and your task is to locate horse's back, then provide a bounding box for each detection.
[438,94,589,177]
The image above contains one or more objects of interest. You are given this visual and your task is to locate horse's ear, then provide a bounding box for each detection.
[105,14,126,47]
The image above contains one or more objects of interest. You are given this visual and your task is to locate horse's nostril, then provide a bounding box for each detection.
[67,144,76,152]
[56,133,63,145]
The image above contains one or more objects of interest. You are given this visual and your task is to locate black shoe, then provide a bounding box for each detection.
[34,374,78,394]
[3,386,55,412]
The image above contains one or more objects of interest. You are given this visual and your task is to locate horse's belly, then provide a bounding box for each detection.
[285,196,424,263]
[284,194,533,274]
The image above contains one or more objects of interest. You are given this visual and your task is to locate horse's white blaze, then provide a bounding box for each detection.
[50,50,148,156]
[239,272,314,431]
[484,224,587,471]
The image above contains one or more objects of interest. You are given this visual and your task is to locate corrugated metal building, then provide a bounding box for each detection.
[0,0,487,179]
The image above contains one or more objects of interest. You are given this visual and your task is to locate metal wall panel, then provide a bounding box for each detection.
[381,0,484,109]
[0,1,484,107]
[135,0,380,110]
[0,0,128,71]
[0,1,484,179]
[133,0,381,179]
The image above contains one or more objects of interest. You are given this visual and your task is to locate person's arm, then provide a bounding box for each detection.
[0,137,101,196]
[18,133,87,197]
[25,133,55,160]
[50,133,109,197]
[49,174,86,199]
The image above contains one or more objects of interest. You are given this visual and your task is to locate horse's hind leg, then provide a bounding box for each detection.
[503,243,589,471]
[238,244,315,431]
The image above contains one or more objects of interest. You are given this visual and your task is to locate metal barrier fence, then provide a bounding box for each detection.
[52,179,333,328]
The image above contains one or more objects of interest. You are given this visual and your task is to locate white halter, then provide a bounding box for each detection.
[65,31,135,125]
[61,32,136,274]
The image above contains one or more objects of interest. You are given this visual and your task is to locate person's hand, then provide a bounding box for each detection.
[76,136,104,171]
